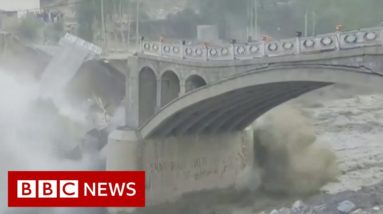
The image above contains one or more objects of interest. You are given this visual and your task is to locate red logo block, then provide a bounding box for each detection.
[8,171,145,207]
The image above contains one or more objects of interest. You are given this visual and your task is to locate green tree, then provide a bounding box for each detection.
[76,0,96,42]
[197,0,248,38]
[297,0,383,33]
[15,15,44,42]
[43,21,65,44]
[75,0,139,42]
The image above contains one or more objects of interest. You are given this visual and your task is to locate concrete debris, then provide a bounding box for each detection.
[279,207,291,214]
[270,209,280,214]
[292,200,308,213]
[262,202,383,214]
[337,200,356,213]
[311,204,326,212]
[350,209,367,214]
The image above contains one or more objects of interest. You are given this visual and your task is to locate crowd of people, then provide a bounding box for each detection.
[34,10,64,24]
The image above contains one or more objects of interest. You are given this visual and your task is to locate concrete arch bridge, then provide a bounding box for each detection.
[105,26,383,211]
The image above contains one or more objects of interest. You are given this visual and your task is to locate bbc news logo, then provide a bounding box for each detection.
[8,171,145,207]
[17,180,79,198]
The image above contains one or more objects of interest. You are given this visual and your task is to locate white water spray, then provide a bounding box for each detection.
[0,69,105,214]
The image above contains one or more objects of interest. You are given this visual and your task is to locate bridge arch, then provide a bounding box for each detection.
[185,75,207,92]
[161,70,180,106]
[140,65,383,138]
[139,66,157,124]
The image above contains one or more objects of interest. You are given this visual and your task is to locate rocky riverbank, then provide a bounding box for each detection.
[255,180,383,213]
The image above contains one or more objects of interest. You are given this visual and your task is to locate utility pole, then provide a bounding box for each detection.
[101,0,106,47]
[254,0,259,38]
[247,0,251,38]
[119,0,126,48]
[247,0,259,40]
[304,9,308,36]
[311,11,316,36]
[126,0,131,51]
[136,0,140,49]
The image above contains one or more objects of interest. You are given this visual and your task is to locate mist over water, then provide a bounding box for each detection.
[0,69,105,214]
[253,105,338,195]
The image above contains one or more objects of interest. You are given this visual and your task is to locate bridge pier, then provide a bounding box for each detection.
[106,129,142,171]
[106,128,255,214]
[106,129,142,214]
[143,130,255,205]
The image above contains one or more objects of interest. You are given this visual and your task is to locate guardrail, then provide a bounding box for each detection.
[140,27,383,61]
[60,33,103,56]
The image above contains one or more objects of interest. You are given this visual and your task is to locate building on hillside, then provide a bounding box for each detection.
[0,0,40,16]
[0,0,40,29]
[0,10,17,29]
[40,0,77,33]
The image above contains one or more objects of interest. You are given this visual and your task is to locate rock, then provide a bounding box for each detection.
[351,209,367,214]
[270,209,280,214]
[350,209,361,213]
[312,204,326,212]
[337,200,356,213]
[259,212,266,214]
[291,200,307,213]
[372,206,380,211]
[278,208,290,214]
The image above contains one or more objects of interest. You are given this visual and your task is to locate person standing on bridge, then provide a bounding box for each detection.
[296,31,303,37]
[262,35,272,42]
[203,42,209,60]
[336,24,343,32]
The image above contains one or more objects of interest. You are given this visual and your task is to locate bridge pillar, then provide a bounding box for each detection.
[106,129,142,214]
[106,129,142,170]
[156,78,162,111]
[179,80,186,95]
[126,56,140,128]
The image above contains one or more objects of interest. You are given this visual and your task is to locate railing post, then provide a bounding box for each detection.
[181,40,185,59]
[231,39,236,60]
[335,32,341,50]
[380,27,383,45]
[204,42,208,61]
[379,25,383,45]
[140,36,144,54]
[160,37,164,57]
[263,41,267,57]
[296,37,301,54]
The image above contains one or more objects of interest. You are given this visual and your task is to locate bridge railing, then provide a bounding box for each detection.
[140,26,383,61]
[299,33,338,53]
[60,33,102,55]
[339,27,382,49]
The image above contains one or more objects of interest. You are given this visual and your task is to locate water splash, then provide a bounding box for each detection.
[0,69,104,213]
[253,105,338,195]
